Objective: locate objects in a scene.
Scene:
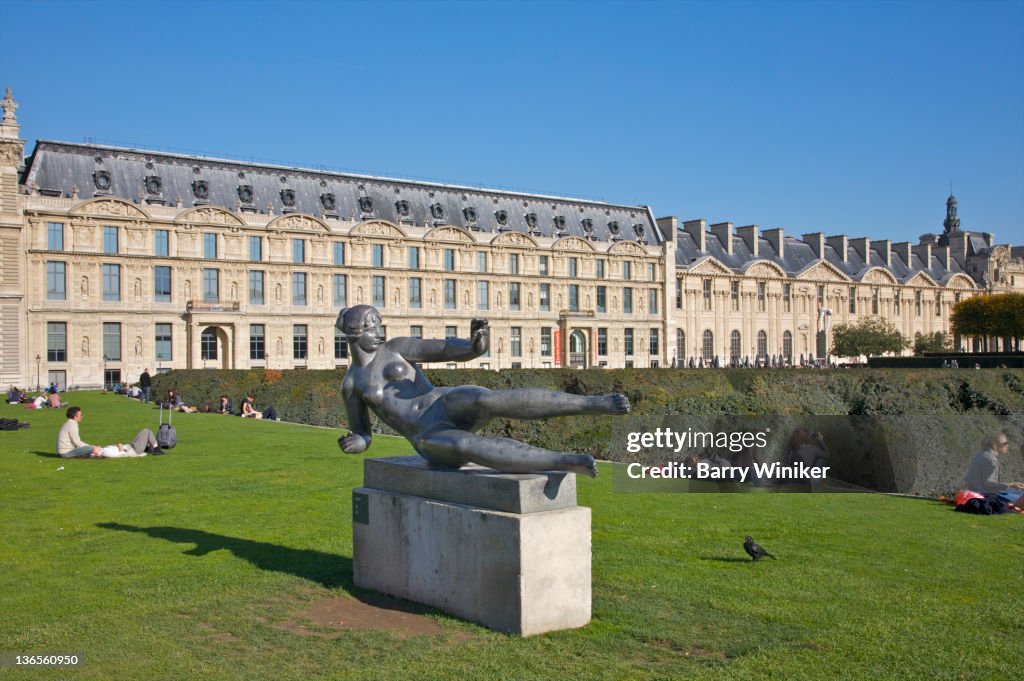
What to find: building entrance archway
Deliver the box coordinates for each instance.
[569,330,587,369]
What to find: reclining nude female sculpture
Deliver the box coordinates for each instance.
[337,305,629,477]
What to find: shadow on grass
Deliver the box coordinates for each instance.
[699,556,755,564]
[32,451,62,458]
[97,522,354,590]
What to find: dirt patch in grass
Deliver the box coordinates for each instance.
[648,640,727,661]
[277,593,471,640]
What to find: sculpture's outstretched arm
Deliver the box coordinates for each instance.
[339,391,372,454]
[387,319,489,363]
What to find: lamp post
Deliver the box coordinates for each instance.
[35,354,41,391]
[103,355,109,391]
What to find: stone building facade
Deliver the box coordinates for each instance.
[0,89,1015,389]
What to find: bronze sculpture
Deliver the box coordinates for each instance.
[337,305,629,477]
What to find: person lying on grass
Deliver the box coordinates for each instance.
[56,406,165,458]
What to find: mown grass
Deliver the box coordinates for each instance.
[1,393,1022,680]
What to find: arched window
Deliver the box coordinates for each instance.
[201,327,218,360]
[676,329,685,361]
[783,331,793,363]
[730,330,741,364]
[702,330,714,361]
[757,330,768,360]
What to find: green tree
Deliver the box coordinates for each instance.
[951,295,989,338]
[913,331,952,356]
[831,316,909,360]
[951,292,1024,351]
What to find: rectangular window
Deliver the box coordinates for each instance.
[648,263,656,281]
[539,255,549,276]
[540,327,552,356]
[47,322,67,362]
[731,281,740,311]
[292,272,307,306]
[915,290,922,317]
[103,226,118,254]
[624,328,634,356]
[477,281,489,310]
[509,253,519,274]
[46,261,66,301]
[333,274,347,307]
[47,222,64,251]
[648,288,658,314]
[597,286,607,313]
[202,268,219,303]
[783,283,792,312]
[250,324,265,360]
[894,294,902,317]
[936,296,942,317]
[477,252,487,273]
[445,325,458,339]
[372,244,385,268]
[676,279,683,309]
[444,248,455,272]
[103,322,122,361]
[155,323,172,361]
[817,285,825,306]
[409,325,423,339]
[623,287,633,314]
[596,259,606,279]
[249,271,264,305]
[334,328,348,360]
[569,257,578,278]
[155,229,169,257]
[649,328,659,355]
[758,282,766,312]
[703,279,712,310]
[204,233,217,259]
[623,261,632,280]
[103,264,121,301]
[509,282,521,311]
[373,275,385,307]
[154,266,172,303]
[511,327,522,357]
[292,239,305,264]
[409,277,422,308]
[249,236,262,262]
[849,286,857,314]
[408,246,421,269]
[293,324,308,360]
[597,328,608,356]
[569,284,579,312]
[539,283,550,312]
[333,241,345,266]
[872,287,879,315]
[444,279,456,310]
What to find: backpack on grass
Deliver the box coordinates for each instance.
[157,403,177,449]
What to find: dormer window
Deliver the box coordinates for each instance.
[281,189,296,208]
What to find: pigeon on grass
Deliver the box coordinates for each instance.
[743,535,776,561]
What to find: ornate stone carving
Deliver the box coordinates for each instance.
[321,193,336,211]
[426,226,474,243]
[608,240,646,256]
[352,221,404,238]
[1,87,18,125]
[175,206,246,227]
[269,214,329,232]
[359,196,374,215]
[192,180,209,200]
[491,231,536,248]
[0,142,23,165]
[395,200,410,217]
[553,237,594,252]
[72,198,148,219]
[144,175,162,195]
[93,170,111,191]
[237,185,254,204]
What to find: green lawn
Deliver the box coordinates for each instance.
[1,393,1021,680]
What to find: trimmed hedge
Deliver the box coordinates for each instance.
[152,368,1024,495]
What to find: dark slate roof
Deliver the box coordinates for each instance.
[21,141,664,245]
[675,228,972,284]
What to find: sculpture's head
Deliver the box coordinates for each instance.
[337,305,384,352]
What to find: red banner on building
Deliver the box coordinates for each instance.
[554,329,562,367]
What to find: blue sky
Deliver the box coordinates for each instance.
[1,0,1021,244]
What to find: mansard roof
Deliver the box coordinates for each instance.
[21,140,664,245]
[675,226,973,285]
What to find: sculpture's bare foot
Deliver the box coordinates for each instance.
[566,454,598,478]
[601,393,630,415]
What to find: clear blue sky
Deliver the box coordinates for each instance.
[2,0,1022,244]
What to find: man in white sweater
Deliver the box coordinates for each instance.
[56,406,100,458]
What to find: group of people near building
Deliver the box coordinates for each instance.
[9,383,66,410]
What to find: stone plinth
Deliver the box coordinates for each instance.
[352,456,591,636]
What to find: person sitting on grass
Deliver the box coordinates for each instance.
[216,395,232,415]
[241,394,278,421]
[56,406,165,458]
[964,432,1024,503]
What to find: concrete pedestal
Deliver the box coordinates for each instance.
[352,456,591,636]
